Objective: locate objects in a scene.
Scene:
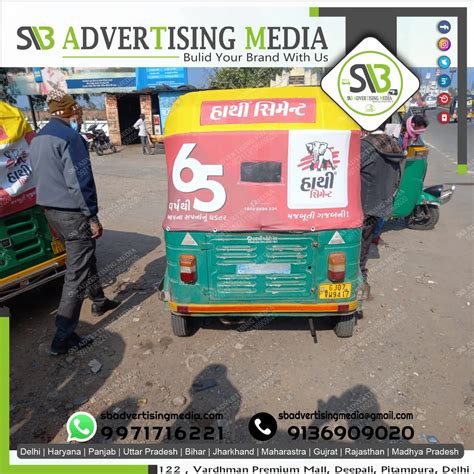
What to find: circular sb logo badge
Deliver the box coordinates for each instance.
[337,51,403,117]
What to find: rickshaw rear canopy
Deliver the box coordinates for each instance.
[0,102,35,218]
[163,87,362,231]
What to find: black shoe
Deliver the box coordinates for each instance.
[91,298,120,316]
[50,333,94,356]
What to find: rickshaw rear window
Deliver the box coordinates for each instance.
[240,162,282,183]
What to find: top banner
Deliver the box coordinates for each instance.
[0,3,345,67]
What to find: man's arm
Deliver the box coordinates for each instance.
[133,119,141,129]
[61,134,99,217]
[360,140,375,171]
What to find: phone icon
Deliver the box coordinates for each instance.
[248,412,277,441]
[254,418,272,435]
[73,418,91,436]
[66,412,97,442]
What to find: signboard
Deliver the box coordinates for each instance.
[200,98,316,125]
[135,68,188,90]
[7,68,137,95]
[158,91,188,134]
[163,129,361,231]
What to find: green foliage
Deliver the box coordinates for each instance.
[208,68,285,89]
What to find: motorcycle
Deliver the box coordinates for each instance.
[85,124,117,156]
[392,144,454,230]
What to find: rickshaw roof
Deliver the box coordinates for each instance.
[165,86,359,137]
[0,101,32,150]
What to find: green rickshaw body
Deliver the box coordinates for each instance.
[163,229,361,316]
[161,87,363,320]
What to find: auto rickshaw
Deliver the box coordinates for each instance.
[0,102,66,303]
[159,87,363,339]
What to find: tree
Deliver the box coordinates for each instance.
[208,68,286,89]
[0,68,16,105]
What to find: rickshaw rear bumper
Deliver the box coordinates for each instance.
[168,300,359,317]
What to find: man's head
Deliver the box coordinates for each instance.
[140,113,145,120]
[46,90,83,129]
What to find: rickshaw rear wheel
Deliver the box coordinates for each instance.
[334,314,356,338]
[171,314,194,337]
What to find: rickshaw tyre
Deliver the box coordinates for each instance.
[334,314,355,338]
[406,206,440,230]
[171,313,194,337]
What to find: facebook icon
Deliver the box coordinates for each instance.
[438,74,451,88]
[438,20,451,33]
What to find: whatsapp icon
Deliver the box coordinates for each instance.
[66,411,97,442]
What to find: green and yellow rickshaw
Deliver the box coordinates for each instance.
[159,87,363,340]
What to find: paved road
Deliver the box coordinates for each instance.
[9,113,473,448]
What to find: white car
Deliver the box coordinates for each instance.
[425,96,438,109]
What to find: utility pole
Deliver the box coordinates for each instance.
[27,96,38,131]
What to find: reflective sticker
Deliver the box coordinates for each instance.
[328,231,345,245]
[181,233,198,246]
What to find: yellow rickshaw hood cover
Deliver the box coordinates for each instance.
[0,101,36,217]
[163,87,363,232]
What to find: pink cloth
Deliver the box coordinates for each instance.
[402,116,427,150]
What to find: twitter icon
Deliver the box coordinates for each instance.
[438,56,451,69]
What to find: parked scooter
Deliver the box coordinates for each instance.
[85,124,117,156]
[392,144,454,230]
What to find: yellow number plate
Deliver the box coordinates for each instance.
[51,239,65,255]
[319,283,352,299]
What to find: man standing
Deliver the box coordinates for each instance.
[359,121,405,297]
[30,90,119,356]
[133,113,151,155]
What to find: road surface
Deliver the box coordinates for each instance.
[8,111,474,448]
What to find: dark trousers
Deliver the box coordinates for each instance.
[45,209,106,345]
[360,216,378,282]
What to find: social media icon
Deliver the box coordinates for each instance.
[438,74,451,88]
[438,112,451,124]
[438,93,451,106]
[438,37,451,51]
[66,412,97,442]
[438,56,451,69]
[437,20,451,34]
[248,412,277,441]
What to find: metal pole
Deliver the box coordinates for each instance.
[27,96,38,131]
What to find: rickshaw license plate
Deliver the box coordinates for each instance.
[51,239,65,254]
[319,283,352,299]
